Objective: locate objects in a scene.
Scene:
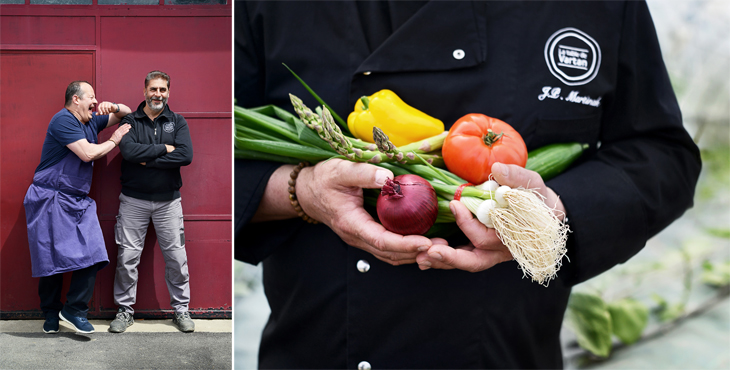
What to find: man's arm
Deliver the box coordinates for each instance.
[97,102,132,128]
[118,116,168,163]
[144,117,193,168]
[67,124,131,162]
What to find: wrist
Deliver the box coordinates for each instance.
[288,162,318,224]
[113,103,120,113]
[251,164,296,223]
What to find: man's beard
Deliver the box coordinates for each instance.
[147,97,167,112]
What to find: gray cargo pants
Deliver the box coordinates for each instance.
[113,193,190,314]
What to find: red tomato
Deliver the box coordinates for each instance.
[442,113,528,184]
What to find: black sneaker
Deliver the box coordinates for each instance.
[172,312,195,333]
[43,312,59,334]
[109,308,134,333]
[59,309,94,334]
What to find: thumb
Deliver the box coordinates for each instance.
[335,162,393,189]
[491,162,544,189]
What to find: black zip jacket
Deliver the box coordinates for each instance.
[119,101,193,201]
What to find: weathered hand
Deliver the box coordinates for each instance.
[490,162,565,218]
[417,162,565,272]
[416,201,513,271]
[97,101,118,115]
[296,158,432,265]
[111,124,131,145]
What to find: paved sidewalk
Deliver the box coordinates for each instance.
[0,319,232,369]
[1,318,231,333]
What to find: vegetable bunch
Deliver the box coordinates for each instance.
[236,69,586,285]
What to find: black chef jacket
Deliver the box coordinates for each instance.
[235,1,701,369]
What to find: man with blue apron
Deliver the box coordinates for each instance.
[24,81,132,334]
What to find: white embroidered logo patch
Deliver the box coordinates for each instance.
[544,27,601,86]
[163,122,175,133]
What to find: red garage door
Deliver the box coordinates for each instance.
[0,1,232,319]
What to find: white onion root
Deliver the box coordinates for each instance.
[489,187,569,286]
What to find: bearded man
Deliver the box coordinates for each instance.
[109,70,195,333]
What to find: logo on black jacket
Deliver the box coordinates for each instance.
[163,122,175,133]
[544,27,601,86]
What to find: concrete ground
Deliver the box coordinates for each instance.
[0,319,232,369]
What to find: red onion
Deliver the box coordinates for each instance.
[376,174,438,235]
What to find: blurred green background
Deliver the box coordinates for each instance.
[234,1,730,368]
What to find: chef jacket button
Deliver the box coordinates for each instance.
[363,71,372,75]
[453,49,465,60]
[358,361,372,370]
[356,259,370,273]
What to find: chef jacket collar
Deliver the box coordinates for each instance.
[354,1,487,75]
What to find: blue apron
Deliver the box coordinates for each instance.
[24,147,109,278]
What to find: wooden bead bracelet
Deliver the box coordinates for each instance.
[288,162,319,224]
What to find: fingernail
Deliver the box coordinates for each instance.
[418,246,429,252]
[494,162,509,177]
[430,252,443,261]
[375,170,389,187]
[449,201,456,215]
[420,260,432,269]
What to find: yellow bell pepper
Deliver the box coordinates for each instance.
[347,89,444,147]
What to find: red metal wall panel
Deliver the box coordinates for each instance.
[0,52,95,313]
[0,5,232,319]
[98,16,232,114]
[0,16,96,45]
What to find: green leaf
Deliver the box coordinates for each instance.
[700,260,730,287]
[565,292,613,357]
[650,293,667,309]
[660,303,686,322]
[650,294,685,322]
[607,298,649,344]
[706,228,730,239]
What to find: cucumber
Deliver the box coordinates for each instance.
[525,142,589,181]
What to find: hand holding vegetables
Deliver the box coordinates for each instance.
[288,158,432,266]
[416,204,512,272]
[418,162,567,282]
